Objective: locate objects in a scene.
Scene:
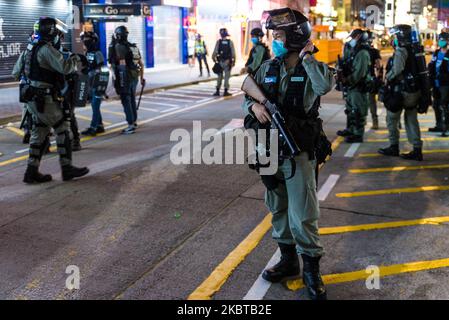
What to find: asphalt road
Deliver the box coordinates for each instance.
[0,75,448,300]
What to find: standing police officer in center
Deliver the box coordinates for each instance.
[109,26,145,135]
[12,17,89,183]
[242,8,334,300]
[338,29,371,143]
[212,28,236,97]
[378,25,424,161]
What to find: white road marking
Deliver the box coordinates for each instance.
[317,174,340,201]
[142,100,180,107]
[216,118,244,135]
[142,96,191,103]
[153,92,201,99]
[242,249,281,300]
[160,107,181,113]
[243,173,340,300]
[344,143,361,158]
[139,107,161,112]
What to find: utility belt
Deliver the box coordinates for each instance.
[20,85,61,113]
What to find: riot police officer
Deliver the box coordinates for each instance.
[109,26,145,135]
[212,28,236,97]
[242,28,271,75]
[428,31,449,137]
[378,25,424,161]
[81,31,107,137]
[367,30,382,130]
[337,29,371,143]
[12,17,89,183]
[242,8,334,300]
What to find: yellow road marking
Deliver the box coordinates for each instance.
[75,114,112,126]
[358,149,449,158]
[188,136,344,300]
[336,185,449,198]
[5,126,25,137]
[287,257,449,291]
[349,163,449,173]
[320,216,449,235]
[188,214,272,300]
[366,137,449,143]
[102,109,124,117]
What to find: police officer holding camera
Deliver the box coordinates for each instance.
[242,8,334,300]
[12,17,89,183]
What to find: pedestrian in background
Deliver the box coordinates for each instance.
[195,34,210,77]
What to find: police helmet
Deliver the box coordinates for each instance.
[115,26,129,42]
[81,31,99,50]
[250,28,264,38]
[389,24,412,47]
[348,29,369,44]
[219,28,229,38]
[36,17,58,42]
[439,32,449,42]
[265,8,311,51]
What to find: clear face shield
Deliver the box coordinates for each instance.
[263,8,298,31]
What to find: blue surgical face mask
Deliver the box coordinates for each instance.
[349,39,357,48]
[251,37,259,45]
[439,40,448,48]
[272,39,288,57]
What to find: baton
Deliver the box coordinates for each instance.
[137,79,146,111]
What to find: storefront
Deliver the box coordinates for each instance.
[0,0,73,82]
[84,1,192,70]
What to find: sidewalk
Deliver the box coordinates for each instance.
[0,62,244,124]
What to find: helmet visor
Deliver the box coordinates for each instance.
[264,8,297,30]
[55,18,68,34]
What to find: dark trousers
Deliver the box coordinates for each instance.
[120,78,138,125]
[197,54,210,75]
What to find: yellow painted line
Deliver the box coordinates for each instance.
[102,109,124,117]
[188,136,345,300]
[320,216,449,235]
[336,185,449,198]
[188,214,272,300]
[75,114,112,126]
[358,149,449,158]
[5,126,25,137]
[287,257,449,291]
[349,163,449,173]
[0,155,29,167]
[366,137,449,143]
[373,129,406,134]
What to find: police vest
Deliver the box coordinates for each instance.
[429,49,449,86]
[217,39,232,61]
[86,51,102,71]
[195,40,206,55]
[111,42,141,71]
[260,58,321,159]
[245,44,271,71]
[24,41,63,87]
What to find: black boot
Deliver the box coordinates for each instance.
[223,89,232,97]
[336,129,352,137]
[23,166,52,184]
[213,88,220,96]
[81,127,97,136]
[301,254,327,300]
[400,148,423,161]
[96,125,105,134]
[372,117,379,130]
[345,135,363,143]
[62,165,90,181]
[262,243,300,283]
[428,126,443,132]
[378,144,399,157]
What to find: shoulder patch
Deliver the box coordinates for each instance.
[264,76,277,84]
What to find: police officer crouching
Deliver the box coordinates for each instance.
[12,17,89,183]
[428,31,449,137]
[242,8,334,300]
[337,29,372,143]
[81,31,107,137]
[378,25,424,161]
[241,28,271,75]
[109,26,146,135]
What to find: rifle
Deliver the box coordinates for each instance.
[241,75,300,157]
